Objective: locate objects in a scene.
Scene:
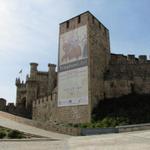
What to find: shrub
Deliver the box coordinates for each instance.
[116,117,129,126]
[73,124,79,128]
[77,117,129,128]
[8,130,24,139]
[0,131,6,139]
[92,93,150,125]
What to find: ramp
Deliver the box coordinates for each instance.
[0,111,70,140]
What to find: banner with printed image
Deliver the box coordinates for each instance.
[58,66,88,107]
[59,25,87,68]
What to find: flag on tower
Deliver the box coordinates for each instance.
[19,69,22,74]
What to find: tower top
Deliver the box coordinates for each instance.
[60,11,108,31]
[48,63,56,67]
[30,62,38,66]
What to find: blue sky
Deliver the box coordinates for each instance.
[0,0,150,103]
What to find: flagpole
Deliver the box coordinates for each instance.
[19,69,23,81]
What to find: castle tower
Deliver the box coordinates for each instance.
[48,64,56,95]
[26,62,38,116]
[15,78,21,106]
[57,11,111,124]
[30,63,38,79]
[15,78,26,107]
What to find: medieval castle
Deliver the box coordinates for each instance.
[1,11,150,125]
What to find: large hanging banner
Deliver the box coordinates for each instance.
[58,66,88,107]
[58,25,88,107]
[59,25,88,71]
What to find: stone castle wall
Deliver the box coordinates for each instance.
[32,92,90,124]
[0,98,6,111]
[88,12,110,110]
[32,94,57,122]
[104,54,150,99]
[32,53,150,124]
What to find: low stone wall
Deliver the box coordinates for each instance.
[41,123,81,136]
[80,123,150,136]
[117,123,150,133]
[81,128,118,136]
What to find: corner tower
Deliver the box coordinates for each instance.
[57,11,110,123]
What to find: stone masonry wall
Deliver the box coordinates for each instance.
[88,13,110,110]
[32,93,90,124]
[104,54,150,98]
[0,98,6,111]
[32,94,57,122]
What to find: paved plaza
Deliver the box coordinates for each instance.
[0,130,150,150]
[0,112,150,150]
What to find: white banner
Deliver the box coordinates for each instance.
[58,66,88,107]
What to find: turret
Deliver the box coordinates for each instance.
[127,55,135,64]
[30,62,38,79]
[15,77,26,111]
[139,55,147,63]
[15,78,21,86]
[48,63,56,72]
[48,63,56,95]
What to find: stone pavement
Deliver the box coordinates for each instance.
[0,112,150,150]
[0,130,150,150]
[0,140,68,150]
[68,130,150,150]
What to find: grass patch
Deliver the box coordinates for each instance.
[0,126,42,139]
[0,126,25,139]
[7,130,25,139]
[0,130,6,138]
[67,117,129,128]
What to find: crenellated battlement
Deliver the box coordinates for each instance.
[110,53,150,64]
[60,11,108,36]
[33,91,57,107]
[32,92,57,122]
[15,78,26,88]
[33,96,49,106]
